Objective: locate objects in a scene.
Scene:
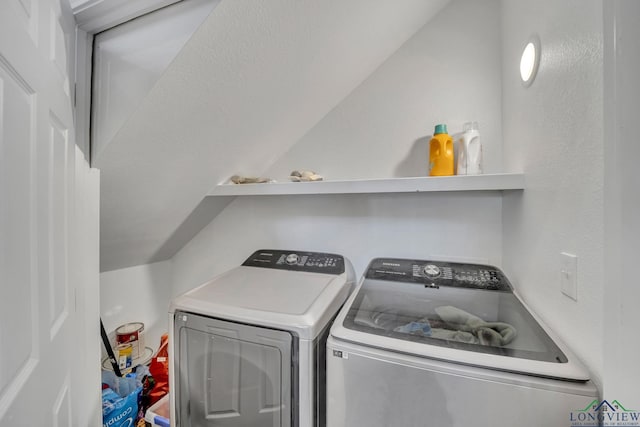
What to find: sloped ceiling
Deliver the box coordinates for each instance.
[97,0,450,272]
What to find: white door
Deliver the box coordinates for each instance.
[0,0,100,426]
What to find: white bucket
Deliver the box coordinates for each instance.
[115,322,145,360]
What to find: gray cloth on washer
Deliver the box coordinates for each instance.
[429,328,479,344]
[432,305,517,347]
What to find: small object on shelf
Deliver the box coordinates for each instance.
[230,175,271,184]
[457,121,483,175]
[429,124,454,176]
[289,170,323,182]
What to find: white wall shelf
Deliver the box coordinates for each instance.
[208,173,525,197]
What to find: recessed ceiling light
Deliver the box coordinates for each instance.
[520,36,540,86]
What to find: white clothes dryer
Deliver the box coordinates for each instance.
[170,249,354,427]
[327,257,599,427]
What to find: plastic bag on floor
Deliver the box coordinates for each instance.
[102,386,141,427]
[102,371,142,427]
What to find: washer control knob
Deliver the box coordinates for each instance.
[285,253,300,265]
[423,264,441,278]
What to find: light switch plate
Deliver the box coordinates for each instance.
[560,252,578,301]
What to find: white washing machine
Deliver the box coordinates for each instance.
[169,249,355,427]
[327,257,599,427]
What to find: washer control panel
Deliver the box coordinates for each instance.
[242,249,345,275]
[365,258,511,291]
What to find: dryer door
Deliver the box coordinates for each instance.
[174,311,295,427]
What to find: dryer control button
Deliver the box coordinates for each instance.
[423,264,441,278]
[285,253,300,265]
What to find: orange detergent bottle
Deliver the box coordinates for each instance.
[429,123,454,176]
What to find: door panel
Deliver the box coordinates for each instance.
[12,0,38,45]
[0,57,38,413]
[176,312,294,427]
[51,376,71,427]
[257,335,286,414]
[204,327,241,419]
[48,112,71,339]
[0,0,100,425]
[49,8,70,95]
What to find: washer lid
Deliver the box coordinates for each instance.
[331,258,592,381]
[171,266,350,340]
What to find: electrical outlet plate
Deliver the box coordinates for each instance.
[560,252,578,301]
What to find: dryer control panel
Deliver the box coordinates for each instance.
[365,258,511,291]
[242,249,345,275]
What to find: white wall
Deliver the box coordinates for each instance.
[266,0,503,181]
[91,0,219,162]
[171,0,506,298]
[97,0,452,272]
[603,0,640,402]
[100,260,172,355]
[100,0,614,401]
[501,0,604,386]
[172,193,503,297]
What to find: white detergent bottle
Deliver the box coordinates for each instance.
[457,121,483,175]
